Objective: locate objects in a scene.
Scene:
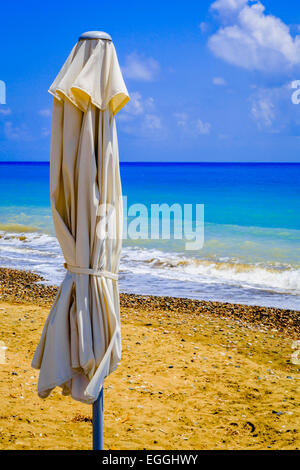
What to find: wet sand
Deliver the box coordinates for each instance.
[0,267,299,450]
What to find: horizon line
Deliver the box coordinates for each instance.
[0,161,300,164]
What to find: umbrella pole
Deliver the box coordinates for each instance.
[92,388,103,450]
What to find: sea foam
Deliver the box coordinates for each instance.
[0,230,299,309]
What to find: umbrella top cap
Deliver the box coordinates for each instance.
[79,31,112,41]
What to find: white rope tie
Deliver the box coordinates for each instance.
[64,263,118,281]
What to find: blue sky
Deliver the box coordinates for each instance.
[1,0,300,162]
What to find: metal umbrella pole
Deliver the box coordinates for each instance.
[93,388,104,450]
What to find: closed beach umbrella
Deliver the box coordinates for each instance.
[31,31,129,446]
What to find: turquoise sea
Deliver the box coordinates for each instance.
[0,162,299,310]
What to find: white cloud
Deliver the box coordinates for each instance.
[251,96,275,128]
[41,127,50,137]
[122,53,160,81]
[218,133,230,139]
[208,1,300,71]
[143,114,162,130]
[211,0,248,14]
[174,113,211,136]
[174,112,189,127]
[38,109,51,117]
[118,91,144,119]
[213,77,227,85]
[4,122,19,140]
[118,91,163,137]
[250,83,294,132]
[199,22,209,33]
[118,92,155,122]
[196,119,211,135]
[4,122,30,140]
[0,107,11,116]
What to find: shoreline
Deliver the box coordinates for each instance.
[1,228,300,311]
[0,267,299,339]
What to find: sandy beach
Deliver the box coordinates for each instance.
[0,267,299,450]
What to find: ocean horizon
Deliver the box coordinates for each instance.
[0,161,299,310]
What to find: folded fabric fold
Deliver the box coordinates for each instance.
[32,35,128,404]
[64,263,118,281]
[48,39,129,114]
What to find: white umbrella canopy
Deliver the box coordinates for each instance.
[31,32,129,404]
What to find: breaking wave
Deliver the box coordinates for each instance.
[0,230,299,309]
[122,247,300,295]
